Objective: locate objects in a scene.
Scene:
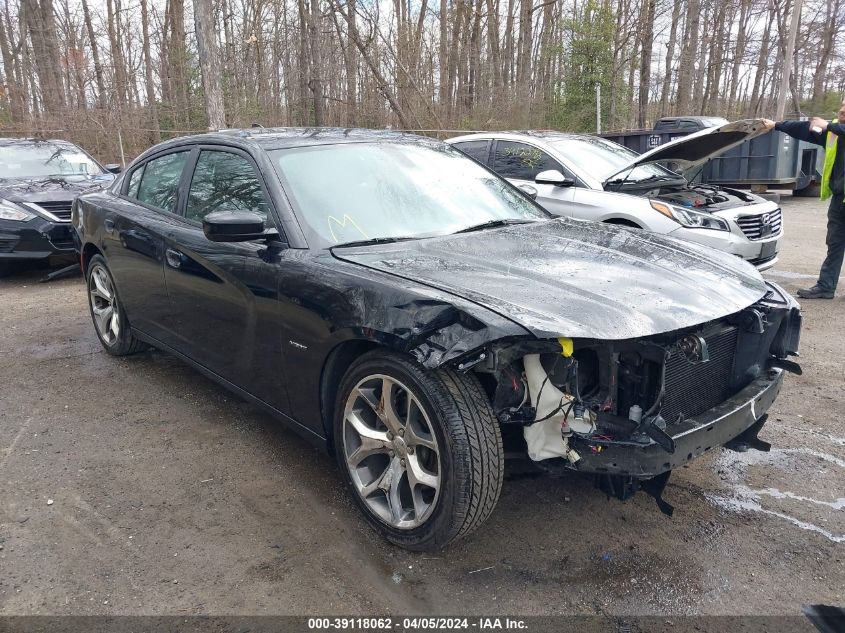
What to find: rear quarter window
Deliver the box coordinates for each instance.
[126,166,144,198]
[452,140,491,164]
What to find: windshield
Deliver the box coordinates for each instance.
[0,142,106,179]
[270,142,547,247]
[548,137,676,183]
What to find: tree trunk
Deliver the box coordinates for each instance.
[659,0,681,117]
[675,0,700,114]
[308,0,324,125]
[0,12,26,123]
[637,0,655,127]
[22,0,65,114]
[194,0,226,129]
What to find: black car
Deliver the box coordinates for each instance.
[0,138,117,275]
[72,128,802,550]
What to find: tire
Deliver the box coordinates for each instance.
[86,255,145,356]
[334,350,504,550]
[793,183,820,198]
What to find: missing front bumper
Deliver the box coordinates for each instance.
[572,368,785,478]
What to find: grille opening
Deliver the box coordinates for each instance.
[736,208,782,240]
[35,200,73,221]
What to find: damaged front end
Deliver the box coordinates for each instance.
[468,281,801,514]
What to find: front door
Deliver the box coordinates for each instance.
[489,140,579,217]
[162,146,291,416]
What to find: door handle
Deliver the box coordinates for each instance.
[104,218,115,234]
[165,248,183,269]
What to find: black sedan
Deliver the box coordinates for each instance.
[72,128,802,550]
[0,138,118,275]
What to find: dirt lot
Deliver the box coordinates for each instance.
[0,194,842,617]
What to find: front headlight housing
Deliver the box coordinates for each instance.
[0,199,36,222]
[650,200,729,231]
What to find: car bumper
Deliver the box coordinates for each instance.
[0,216,78,261]
[666,225,781,270]
[572,368,785,478]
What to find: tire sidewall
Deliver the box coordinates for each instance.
[86,255,133,355]
[334,352,469,549]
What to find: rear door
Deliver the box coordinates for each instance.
[103,149,190,343]
[489,140,579,217]
[162,145,291,415]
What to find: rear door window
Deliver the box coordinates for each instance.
[491,141,563,181]
[185,150,269,223]
[135,151,189,213]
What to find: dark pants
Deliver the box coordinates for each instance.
[818,195,845,292]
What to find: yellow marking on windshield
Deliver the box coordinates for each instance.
[328,214,370,243]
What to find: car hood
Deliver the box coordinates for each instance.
[604,119,771,184]
[333,218,767,340]
[0,174,114,203]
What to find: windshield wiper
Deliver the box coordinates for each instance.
[331,235,419,248]
[452,218,536,234]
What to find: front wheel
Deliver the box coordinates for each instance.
[86,255,145,356]
[334,351,504,550]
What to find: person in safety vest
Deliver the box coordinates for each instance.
[763,102,845,298]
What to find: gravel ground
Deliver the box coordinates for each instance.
[0,194,842,617]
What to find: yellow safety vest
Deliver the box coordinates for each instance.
[820,118,841,201]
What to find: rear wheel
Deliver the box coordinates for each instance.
[334,351,504,550]
[86,255,145,356]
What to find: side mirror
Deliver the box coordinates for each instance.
[535,169,575,187]
[104,163,123,174]
[517,184,538,200]
[203,210,266,242]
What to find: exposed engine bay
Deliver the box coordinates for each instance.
[645,183,765,213]
[466,281,802,514]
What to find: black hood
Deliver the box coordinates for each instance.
[0,174,114,204]
[333,219,767,340]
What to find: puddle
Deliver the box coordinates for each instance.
[708,447,845,545]
[706,493,845,544]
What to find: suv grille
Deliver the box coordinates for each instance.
[35,200,73,222]
[661,326,739,423]
[736,208,782,240]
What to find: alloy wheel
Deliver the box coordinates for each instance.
[89,265,120,346]
[342,374,442,529]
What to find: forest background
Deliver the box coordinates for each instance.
[1,0,843,162]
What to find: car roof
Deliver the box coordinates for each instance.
[0,137,81,147]
[448,131,601,143]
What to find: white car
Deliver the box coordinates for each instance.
[447,121,782,270]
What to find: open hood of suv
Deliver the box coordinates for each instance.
[603,119,771,184]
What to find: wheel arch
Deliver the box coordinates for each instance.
[603,217,643,229]
[81,242,104,275]
[320,339,383,450]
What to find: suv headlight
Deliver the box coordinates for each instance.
[0,199,36,222]
[650,200,729,231]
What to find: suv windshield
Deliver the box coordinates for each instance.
[0,142,106,179]
[270,142,547,247]
[548,137,676,183]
